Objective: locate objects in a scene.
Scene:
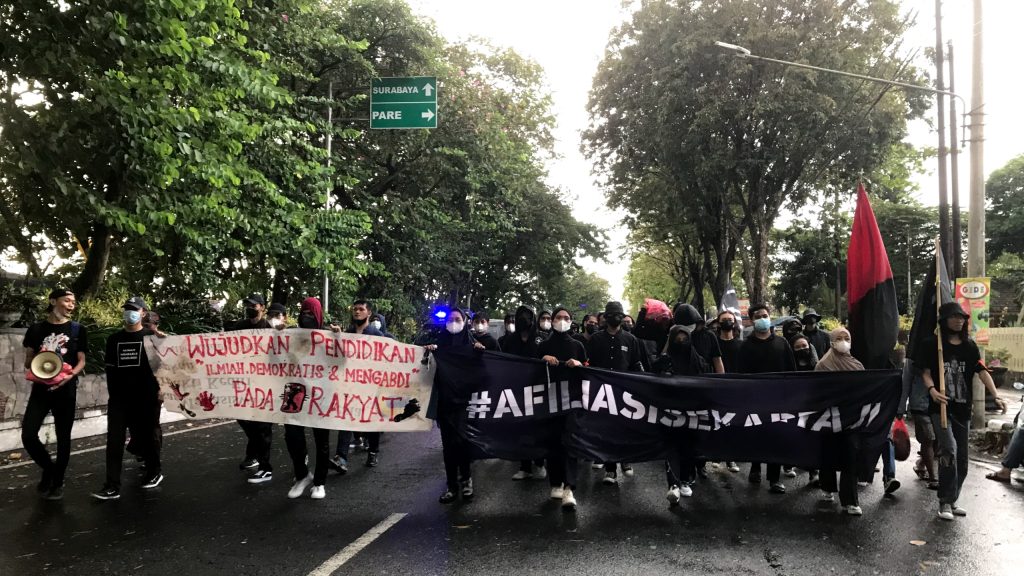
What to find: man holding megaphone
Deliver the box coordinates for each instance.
[21,288,89,501]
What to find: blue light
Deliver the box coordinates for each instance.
[433,307,449,321]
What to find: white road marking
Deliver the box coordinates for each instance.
[0,420,234,471]
[308,513,407,576]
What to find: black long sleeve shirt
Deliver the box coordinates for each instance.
[586,329,644,372]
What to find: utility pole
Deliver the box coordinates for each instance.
[968,0,987,428]
[947,40,962,280]
[322,81,334,316]
[933,0,951,273]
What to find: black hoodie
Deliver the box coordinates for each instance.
[501,305,540,358]
[655,325,709,375]
[537,307,588,364]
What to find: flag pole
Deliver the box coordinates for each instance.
[935,237,948,429]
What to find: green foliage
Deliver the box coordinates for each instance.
[544,269,611,318]
[624,251,685,310]
[987,154,1024,261]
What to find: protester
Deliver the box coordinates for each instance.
[815,326,866,515]
[907,358,939,489]
[537,306,588,510]
[622,314,635,332]
[502,306,546,481]
[228,293,274,479]
[498,314,516,349]
[536,309,553,343]
[985,426,1024,484]
[802,309,831,358]
[739,303,795,493]
[920,302,1005,521]
[424,309,486,503]
[127,302,165,470]
[781,319,803,342]
[21,288,88,500]
[674,304,724,374]
[93,297,164,500]
[588,301,645,484]
[715,310,743,473]
[331,299,386,472]
[573,314,599,346]
[657,324,710,504]
[471,312,500,351]
[790,334,818,371]
[372,313,395,339]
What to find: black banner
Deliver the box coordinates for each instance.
[432,348,901,469]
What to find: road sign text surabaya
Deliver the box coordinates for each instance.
[370,77,437,103]
[373,85,422,95]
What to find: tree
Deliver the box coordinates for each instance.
[624,251,685,311]
[986,154,1024,261]
[545,269,611,319]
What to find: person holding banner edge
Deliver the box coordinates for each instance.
[229,293,274,480]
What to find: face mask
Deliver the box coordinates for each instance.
[833,340,851,354]
[123,310,141,325]
[804,323,817,331]
[606,315,623,328]
[585,324,597,335]
[720,321,735,331]
[539,320,552,331]
[446,320,464,334]
[505,324,515,334]
[371,320,382,331]
[753,318,771,332]
[794,348,812,361]
[245,307,260,319]
[622,323,633,332]
[553,319,571,333]
[269,317,284,329]
[514,318,532,333]
[298,313,318,329]
[473,323,488,334]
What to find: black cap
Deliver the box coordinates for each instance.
[802,308,822,322]
[48,288,74,300]
[122,296,148,311]
[604,301,625,316]
[243,293,266,306]
[939,302,969,321]
[267,303,287,316]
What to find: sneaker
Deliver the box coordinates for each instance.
[951,504,967,517]
[679,484,693,497]
[666,485,681,505]
[783,467,797,478]
[533,465,547,480]
[821,491,835,503]
[36,471,52,495]
[141,473,164,489]
[727,462,741,473]
[91,486,120,500]
[623,465,635,477]
[602,472,618,485]
[844,505,863,516]
[857,481,870,488]
[550,485,564,499]
[938,503,955,521]
[591,463,603,470]
[44,485,64,501]
[769,482,786,494]
[696,464,709,479]
[310,485,326,500]
[239,458,259,470]
[511,470,530,481]
[248,470,273,484]
[561,488,577,509]
[287,473,314,499]
[884,477,901,494]
[808,471,820,487]
[365,452,379,468]
[328,455,348,475]
[461,478,474,499]
[439,490,457,504]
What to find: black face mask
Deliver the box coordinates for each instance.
[515,317,533,334]
[606,314,623,328]
[720,321,735,331]
[245,307,260,319]
[669,338,691,354]
[585,324,597,335]
[804,323,817,332]
[622,324,633,332]
[298,313,318,329]
[794,349,813,363]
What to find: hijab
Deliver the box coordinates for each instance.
[299,297,323,329]
[814,327,864,372]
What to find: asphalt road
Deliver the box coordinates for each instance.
[1,420,1022,576]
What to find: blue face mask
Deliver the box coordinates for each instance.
[123,310,142,325]
[753,317,772,332]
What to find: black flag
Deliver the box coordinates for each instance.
[907,239,954,366]
[720,281,741,316]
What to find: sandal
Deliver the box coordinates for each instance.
[985,471,1011,484]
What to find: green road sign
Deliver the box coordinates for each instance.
[371,76,437,129]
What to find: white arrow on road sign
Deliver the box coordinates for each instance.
[421,109,435,121]
[423,83,434,97]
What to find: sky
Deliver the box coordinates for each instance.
[410,0,1024,308]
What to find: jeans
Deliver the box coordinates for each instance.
[931,412,970,505]
[105,394,162,489]
[237,420,273,472]
[1002,427,1024,470]
[882,437,896,480]
[335,431,381,459]
[21,383,77,487]
[285,425,329,485]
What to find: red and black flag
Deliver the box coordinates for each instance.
[846,183,899,369]
[907,239,955,366]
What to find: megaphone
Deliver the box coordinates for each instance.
[30,351,64,380]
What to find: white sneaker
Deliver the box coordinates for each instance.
[844,505,863,516]
[511,470,530,481]
[287,473,313,499]
[533,465,547,480]
[727,462,741,473]
[550,485,564,499]
[938,504,954,521]
[679,484,693,497]
[310,485,326,500]
[591,463,603,470]
[561,488,577,509]
[951,504,967,517]
[623,466,635,477]
[783,467,797,478]
[602,472,618,485]
[857,481,870,487]
[666,485,681,504]
[821,491,836,503]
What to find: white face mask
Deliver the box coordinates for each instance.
[506,324,516,334]
[473,323,488,333]
[834,340,851,354]
[446,321,464,334]
[553,319,571,333]
[268,317,284,329]
[371,320,382,330]
[539,320,552,331]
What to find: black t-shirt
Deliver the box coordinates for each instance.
[586,329,644,372]
[738,334,796,374]
[922,336,982,421]
[227,318,271,331]
[718,337,742,373]
[691,329,722,365]
[23,320,89,386]
[104,328,158,396]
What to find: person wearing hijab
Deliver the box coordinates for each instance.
[537,306,588,510]
[425,309,485,503]
[790,334,818,371]
[657,325,710,505]
[781,319,803,342]
[536,309,553,343]
[814,326,865,515]
[282,298,333,500]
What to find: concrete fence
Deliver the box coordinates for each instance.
[988,327,1024,373]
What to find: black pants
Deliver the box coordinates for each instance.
[237,420,273,472]
[21,383,77,487]
[820,435,862,506]
[749,462,781,483]
[666,452,696,487]
[519,459,545,473]
[105,394,162,489]
[546,446,578,490]
[439,417,470,492]
[285,425,329,485]
[335,431,380,459]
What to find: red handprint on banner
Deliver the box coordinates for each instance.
[197,391,217,411]
[169,383,190,402]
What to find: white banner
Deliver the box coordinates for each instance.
[146,329,435,431]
